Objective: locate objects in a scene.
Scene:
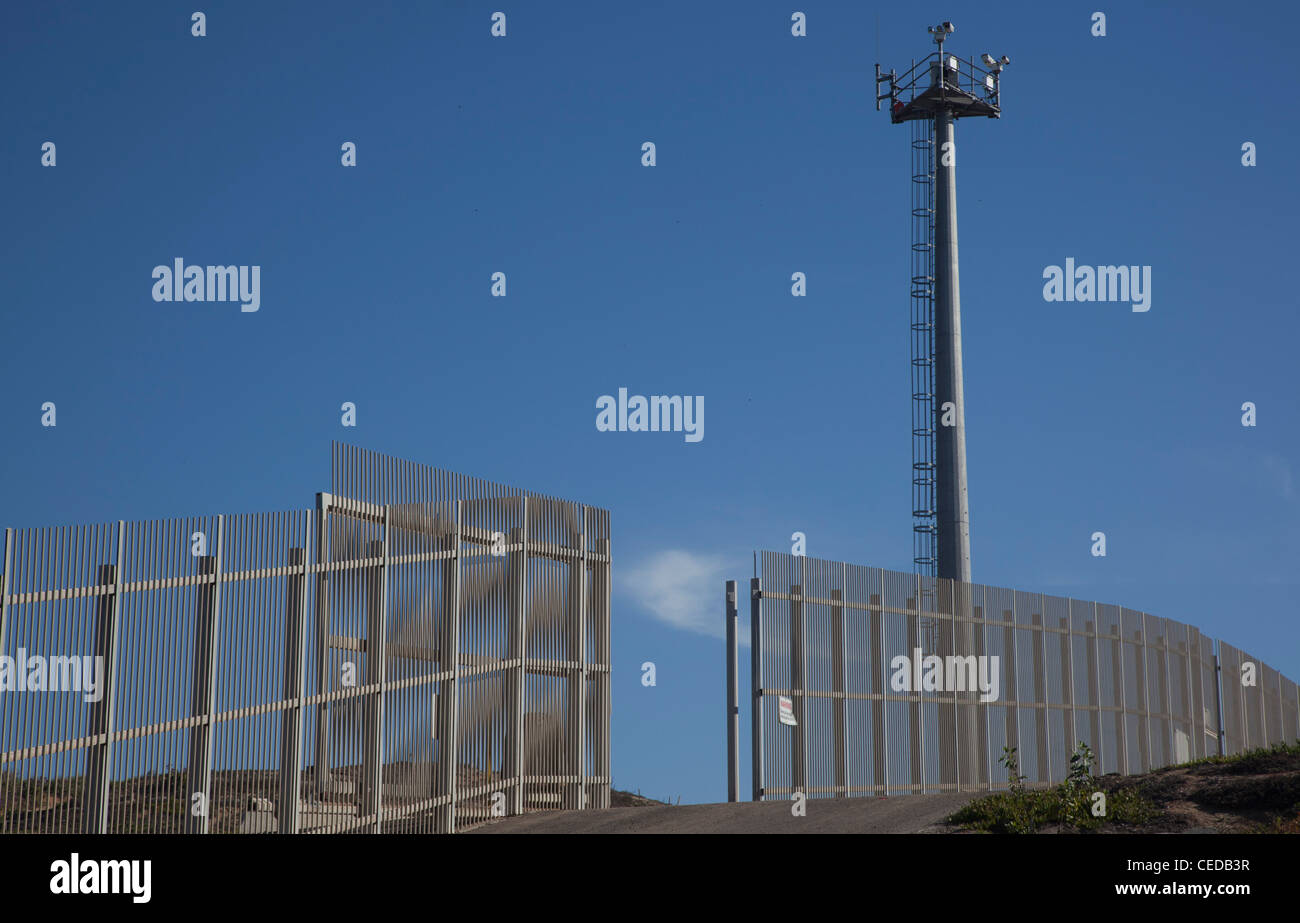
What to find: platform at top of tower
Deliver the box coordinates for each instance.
[891,83,1000,123]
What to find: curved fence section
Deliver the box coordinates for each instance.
[747,551,1299,800]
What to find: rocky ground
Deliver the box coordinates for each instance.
[1071,746,1300,833]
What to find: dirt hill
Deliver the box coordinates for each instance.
[470,744,1300,834]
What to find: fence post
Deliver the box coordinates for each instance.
[279,543,310,834]
[906,587,923,792]
[566,509,588,810]
[975,590,993,791]
[0,530,9,658]
[790,577,807,796]
[1166,621,1182,762]
[872,587,887,794]
[594,533,611,809]
[1213,647,1226,756]
[1086,603,1102,773]
[831,576,846,797]
[1030,607,1049,783]
[505,507,528,815]
[1137,615,1152,772]
[1236,647,1249,751]
[1188,630,1205,760]
[435,502,462,833]
[725,580,740,802]
[1060,607,1075,770]
[1002,607,1018,788]
[186,516,223,834]
[313,493,332,791]
[939,578,958,793]
[1263,663,1277,747]
[750,575,763,801]
[1182,628,1197,760]
[362,512,389,832]
[1275,670,1286,747]
[84,523,124,833]
[1113,615,1128,773]
[0,528,10,703]
[971,587,991,791]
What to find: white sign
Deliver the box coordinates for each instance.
[778,695,797,727]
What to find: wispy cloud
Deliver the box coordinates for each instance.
[1187,447,1297,503]
[622,549,733,639]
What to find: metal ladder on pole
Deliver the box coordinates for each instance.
[911,117,942,654]
[910,115,938,587]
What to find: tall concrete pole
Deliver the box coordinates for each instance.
[932,108,972,583]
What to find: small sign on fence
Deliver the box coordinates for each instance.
[778,695,797,726]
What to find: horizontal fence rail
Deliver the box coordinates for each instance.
[746,551,1300,801]
[0,443,611,833]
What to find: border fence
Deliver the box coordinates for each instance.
[729,551,1300,801]
[0,444,611,833]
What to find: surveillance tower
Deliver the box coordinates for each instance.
[876,23,1007,583]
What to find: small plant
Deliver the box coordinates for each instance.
[1056,741,1099,828]
[1067,741,1095,790]
[998,746,1025,793]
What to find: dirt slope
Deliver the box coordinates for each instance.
[471,747,1300,834]
[467,791,984,834]
[1085,747,1300,833]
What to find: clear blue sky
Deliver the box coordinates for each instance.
[2,1,1296,804]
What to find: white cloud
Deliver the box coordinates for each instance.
[622,549,734,639]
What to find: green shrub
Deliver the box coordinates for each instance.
[951,741,1160,833]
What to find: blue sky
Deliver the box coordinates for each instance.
[2,1,1297,805]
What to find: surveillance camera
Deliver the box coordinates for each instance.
[981,53,996,65]
[1000,55,1011,65]
[942,22,955,33]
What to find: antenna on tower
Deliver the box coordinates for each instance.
[876,23,1008,586]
